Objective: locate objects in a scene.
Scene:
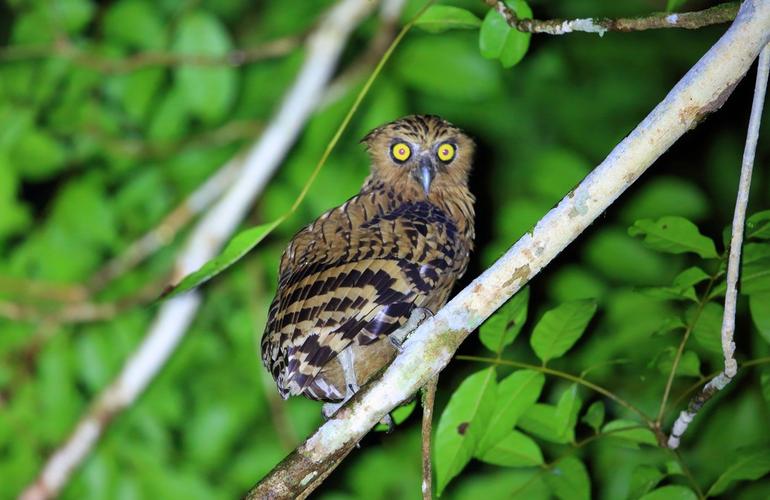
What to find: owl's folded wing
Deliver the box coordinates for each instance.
[262,200,462,398]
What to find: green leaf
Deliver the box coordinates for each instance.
[477,430,543,467]
[173,11,237,123]
[476,369,544,454]
[584,229,670,286]
[479,0,532,68]
[655,316,687,336]
[395,34,501,101]
[628,216,718,258]
[674,266,711,288]
[656,349,701,378]
[640,485,696,500]
[0,159,31,239]
[636,266,708,303]
[375,401,416,432]
[639,285,697,302]
[707,447,770,496]
[747,211,770,240]
[686,302,723,354]
[103,0,166,50]
[741,243,770,294]
[761,369,770,411]
[50,178,117,248]
[435,367,497,495]
[530,300,597,363]
[164,220,282,298]
[549,265,607,302]
[479,286,529,353]
[602,419,657,447]
[629,465,664,499]
[518,384,582,444]
[581,401,605,432]
[415,5,481,33]
[619,176,709,225]
[544,456,590,500]
[529,149,591,202]
[751,293,770,344]
[10,128,68,180]
[56,0,95,33]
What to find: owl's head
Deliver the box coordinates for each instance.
[361,115,475,198]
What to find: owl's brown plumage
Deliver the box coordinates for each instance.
[261,115,475,404]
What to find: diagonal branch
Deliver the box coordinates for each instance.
[667,41,770,449]
[248,1,770,496]
[18,1,377,499]
[486,0,738,36]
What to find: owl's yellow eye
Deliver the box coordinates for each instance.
[391,142,411,163]
[437,142,456,163]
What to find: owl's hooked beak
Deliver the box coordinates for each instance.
[415,156,436,195]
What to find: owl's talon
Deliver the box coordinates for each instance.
[390,307,433,352]
[380,413,395,433]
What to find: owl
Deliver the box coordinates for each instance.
[261,115,475,417]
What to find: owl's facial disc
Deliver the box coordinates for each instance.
[414,154,435,194]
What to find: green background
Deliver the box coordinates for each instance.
[1,0,769,498]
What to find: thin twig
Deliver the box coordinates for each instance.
[0,276,87,303]
[485,0,738,36]
[421,377,437,500]
[670,356,770,410]
[83,120,262,161]
[18,2,376,499]
[656,271,720,425]
[0,35,300,73]
[250,4,770,492]
[667,42,770,450]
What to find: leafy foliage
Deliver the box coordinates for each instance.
[1,0,770,498]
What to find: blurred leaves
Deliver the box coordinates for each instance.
[173,11,238,123]
[1,0,769,498]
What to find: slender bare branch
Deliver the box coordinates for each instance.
[667,42,770,450]
[18,2,377,499]
[486,0,738,36]
[421,378,438,500]
[0,35,300,73]
[248,2,770,496]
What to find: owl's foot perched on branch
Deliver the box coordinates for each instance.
[322,347,359,418]
[390,307,433,352]
[321,346,396,432]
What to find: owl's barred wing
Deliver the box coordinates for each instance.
[262,199,464,399]
[284,259,421,395]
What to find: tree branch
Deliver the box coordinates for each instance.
[667,41,770,450]
[485,0,738,36]
[421,378,438,500]
[0,35,300,74]
[17,1,377,499]
[248,1,770,496]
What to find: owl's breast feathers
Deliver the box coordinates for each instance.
[261,186,474,401]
